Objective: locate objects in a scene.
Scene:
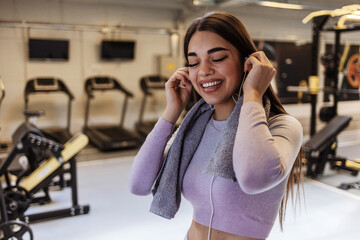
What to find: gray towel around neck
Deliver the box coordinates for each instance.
[150,96,271,219]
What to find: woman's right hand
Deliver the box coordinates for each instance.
[161,67,192,124]
[243,51,276,104]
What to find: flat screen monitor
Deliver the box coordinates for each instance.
[29,38,69,61]
[101,40,135,60]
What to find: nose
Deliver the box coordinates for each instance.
[198,61,214,77]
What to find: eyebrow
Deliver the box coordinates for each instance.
[188,47,229,57]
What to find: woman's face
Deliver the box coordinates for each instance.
[187,30,243,108]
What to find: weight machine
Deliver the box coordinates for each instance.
[0,78,90,239]
[298,5,360,178]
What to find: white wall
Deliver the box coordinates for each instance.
[0,0,178,141]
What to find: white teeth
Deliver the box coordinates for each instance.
[202,81,222,88]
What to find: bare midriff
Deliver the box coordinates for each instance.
[187,220,265,240]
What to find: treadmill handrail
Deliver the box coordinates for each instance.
[0,76,5,107]
[24,77,74,134]
[24,77,75,104]
[137,75,167,124]
[83,76,134,128]
[84,76,134,98]
[140,75,167,96]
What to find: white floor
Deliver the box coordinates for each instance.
[25,154,360,240]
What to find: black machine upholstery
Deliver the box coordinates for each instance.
[305,115,352,152]
[305,115,355,177]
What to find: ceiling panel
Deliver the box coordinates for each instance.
[59,0,359,11]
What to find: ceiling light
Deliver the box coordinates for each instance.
[193,0,215,6]
[100,27,111,34]
[259,1,304,10]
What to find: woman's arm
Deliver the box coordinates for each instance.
[233,102,303,194]
[129,118,175,195]
[130,67,192,196]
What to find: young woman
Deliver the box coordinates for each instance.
[130,11,303,240]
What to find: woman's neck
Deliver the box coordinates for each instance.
[213,101,236,121]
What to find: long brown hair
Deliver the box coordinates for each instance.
[184,11,303,229]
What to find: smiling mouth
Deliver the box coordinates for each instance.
[202,81,222,88]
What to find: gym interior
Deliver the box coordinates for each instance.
[0,0,360,239]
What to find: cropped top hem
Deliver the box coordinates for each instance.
[192,217,271,239]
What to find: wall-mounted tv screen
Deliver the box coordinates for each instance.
[101,40,135,60]
[29,38,69,61]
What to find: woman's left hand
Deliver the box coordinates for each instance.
[243,51,276,104]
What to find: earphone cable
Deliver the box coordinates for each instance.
[208,175,215,240]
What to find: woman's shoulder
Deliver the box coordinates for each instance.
[268,113,303,132]
[268,113,303,148]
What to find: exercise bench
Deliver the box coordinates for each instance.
[304,115,358,177]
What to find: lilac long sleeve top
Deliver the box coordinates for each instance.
[129,102,303,239]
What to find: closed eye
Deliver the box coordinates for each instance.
[213,56,228,62]
[188,62,199,67]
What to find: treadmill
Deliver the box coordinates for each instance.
[135,75,167,138]
[24,77,74,144]
[83,76,140,151]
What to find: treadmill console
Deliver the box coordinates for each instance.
[34,78,59,91]
[91,77,114,90]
